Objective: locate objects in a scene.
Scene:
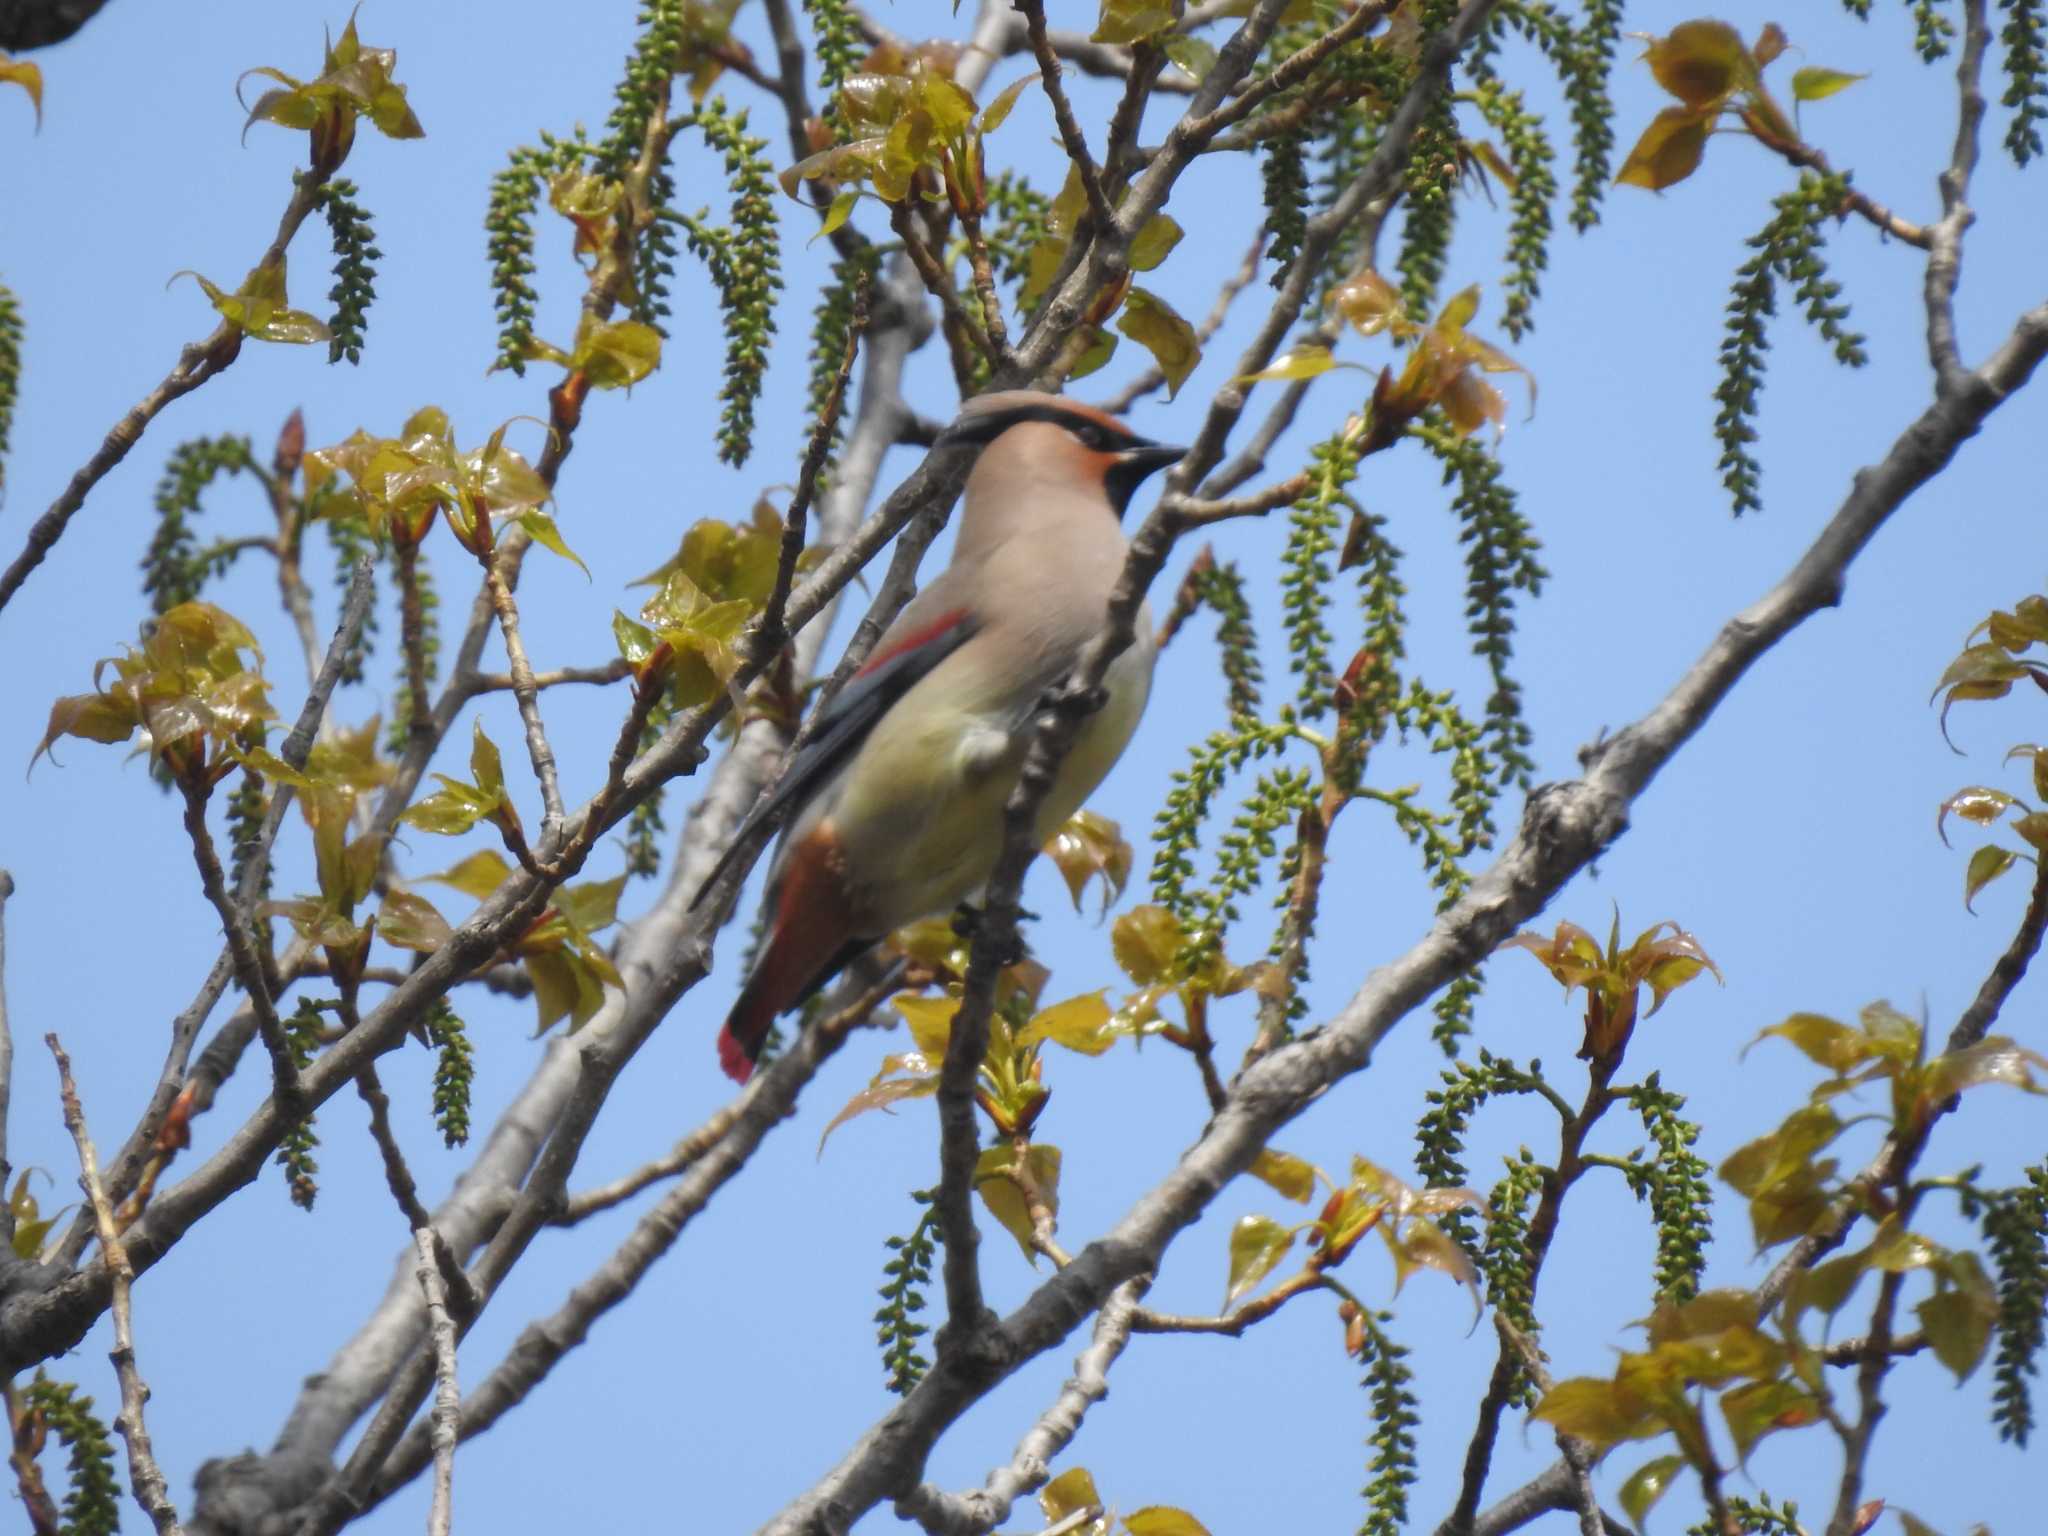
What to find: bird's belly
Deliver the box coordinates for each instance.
[829,648,1151,933]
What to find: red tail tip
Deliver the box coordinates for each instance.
[717,1025,757,1085]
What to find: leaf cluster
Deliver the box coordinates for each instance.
[17,1373,120,1536]
[1713,171,1867,515]
[240,12,424,171]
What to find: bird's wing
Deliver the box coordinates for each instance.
[688,602,981,909]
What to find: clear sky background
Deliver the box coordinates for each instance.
[1,2,2043,1533]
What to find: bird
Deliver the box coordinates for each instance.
[695,390,1185,1082]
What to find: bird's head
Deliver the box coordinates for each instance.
[937,390,1186,518]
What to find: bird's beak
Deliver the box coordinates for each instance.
[1116,441,1187,477]
[1104,440,1187,517]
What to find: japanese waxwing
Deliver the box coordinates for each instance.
[695,390,1186,1082]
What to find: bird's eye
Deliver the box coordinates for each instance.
[1070,422,1117,452]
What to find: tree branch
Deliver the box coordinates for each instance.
[895,1278,1147,1536]
[410,1228,459,1536]
[48,1036,186,1536]
[0,160,337,617]
[1926,0,1990,390]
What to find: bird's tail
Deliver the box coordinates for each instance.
[716,972,779,1084]
[714,830,857,1084]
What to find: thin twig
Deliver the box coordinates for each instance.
[894,1278,1148,1536]
[178,782,300,1108]
[482,563,567,832]
[468,660,630,694]
[357,972,899,1511]
[0,163,335,617]
[552,1101,747,1225]
[1926,0,1990,390]
[412,1227,460,1536]
[1016,0,1114,229]
[47,1035,186,1536]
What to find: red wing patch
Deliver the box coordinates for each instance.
[856,607,972,679]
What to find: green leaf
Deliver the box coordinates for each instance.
[1162,33,1218,82]
[573,318,662,389]
[469,717,506,801]
[1111,904,1183,985]
[892,996,956,1059]
[1745,1012,1871,1071]
[1964,844,2020,910]
[1092,0,1178,45]
[976,75,1034,135]
[1116,287,1201,399]
[818,1057,940,1151]
[1249,1148,1318,1204]
[396,775,497,835]
[1223,1213,1294,1308]
[516,510,590,576]
[1919,1034,2048,1108]
[1018,992,1115,1055]
[1529,1377,1657,1450]
[817,188,859,240]
[423,849,515,901]
[1066,325,1118,383]
[974,1142,1061,1262]
[1129,215,1183,273]
[1125,1509,1212,1536]
[1719,1379,1818,1465]
[1791,66,1865,102]
[376,890,451,952]
[1618,1454,1687,1531]
[1239,344,1339,383]
[1866,1214,1941,1272]
[1615,106,1713,191]
[612,610,659,665]
[1916,1285,1996,1381]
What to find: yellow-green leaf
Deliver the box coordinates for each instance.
[424,849,515,901]
[469,718,505,801]
[1964,844,2020,910]
[1615,105,1712,191]
[817,187,859,240]
[517,510,590,577]
[1111,904,1183,985]
[1125,1509,1212,1536]
[1223,1212,1295,1308]
[893,995,957,1059]
[574,318,662,390]
[1645,19,1750,107]
[975,1142,1061,1262]
[1129,215,1183,273]
[1018,992,1115,1055]
[1791,66,1865,103]
[1116,287,1201,399]
[1529,1377,1658,1450]
[1916,1285,1996,1382]
[376,890,451,952]
[977,74,1034,135]
[818,1059,940,1151]
[1240,344,1340,383]
[1618,1453,1687,1531]
[1092,0,1178,45]
[1040,1466,1102,1525]
[1249,1148,1318,1204]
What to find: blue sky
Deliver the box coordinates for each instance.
[1,2,2044,1533]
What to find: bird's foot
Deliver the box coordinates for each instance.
[949,903,1037,967]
